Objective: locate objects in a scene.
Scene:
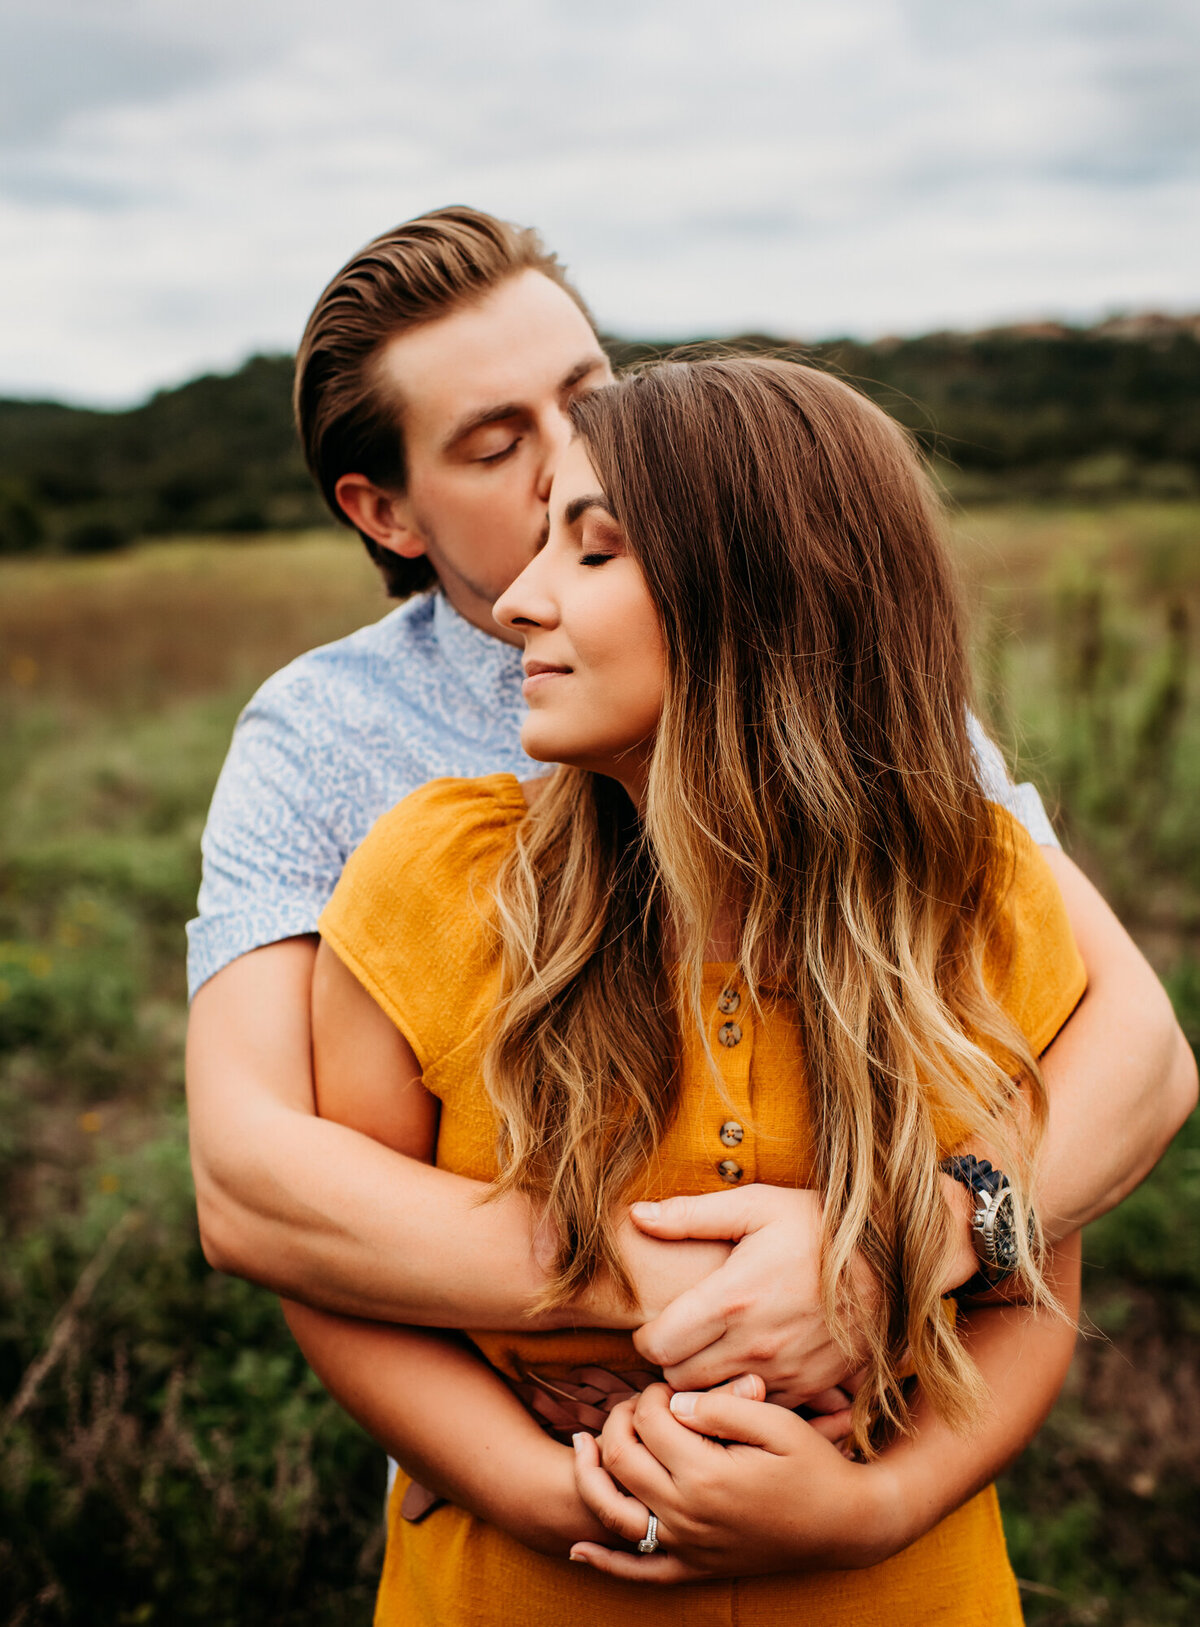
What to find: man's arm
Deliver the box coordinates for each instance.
[1035,849,1196,1229]
[187,851,1191,1353]
[281,1303,608,1556]
[186,938,726,1325]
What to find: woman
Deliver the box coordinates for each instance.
[296,357,1084,1623]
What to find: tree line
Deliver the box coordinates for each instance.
[2,319,1198,555]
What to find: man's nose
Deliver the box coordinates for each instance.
[534,408,574,504]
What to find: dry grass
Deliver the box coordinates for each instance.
[0,531,387,712]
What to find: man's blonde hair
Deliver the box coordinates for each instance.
[294,206,594,597]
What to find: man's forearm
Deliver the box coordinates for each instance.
[199,1101,549,1323]
[196,1098,727,1327]
[187,945,552,1323]
[1037,850,1196,1238]
[189,939,726,1328]
[281,1302,603,1555]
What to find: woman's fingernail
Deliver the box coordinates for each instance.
[732,1374,759,1398]
[670,1391,699,1418]
[631,1202,661,1221]
[572,1433,587,1451]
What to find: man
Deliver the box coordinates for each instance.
[186,207,1195,1532]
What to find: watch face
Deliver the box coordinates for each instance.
[987,1189,1021,1272]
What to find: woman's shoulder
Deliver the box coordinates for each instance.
[317,773,537,1072]
[989,803,1064,927]
[357,771,529,872]
[984,803,1087,1055]
[322,773,531,937]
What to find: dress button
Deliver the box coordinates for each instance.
[718,1021,742,1048]
[717,988,740,1015]
[719,1120,744,1147]
[718,1159,744,1183]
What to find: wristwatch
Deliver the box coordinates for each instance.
[939,1154,1033,1293]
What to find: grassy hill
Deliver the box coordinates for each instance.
[2,318,1199,556]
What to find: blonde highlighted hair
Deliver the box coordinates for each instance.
[484,357,1048,1449]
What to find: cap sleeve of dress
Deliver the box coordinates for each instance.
[317,773,526,1075]
[984,808,1088,1057]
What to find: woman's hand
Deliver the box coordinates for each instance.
[629,1186,877,1407]
[569,1382,902,1583]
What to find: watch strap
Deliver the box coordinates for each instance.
[940,1154,1017,1292]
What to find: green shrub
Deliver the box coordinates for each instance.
[0,1119,384,1625]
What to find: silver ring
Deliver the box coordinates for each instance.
[637,1512,659,1555]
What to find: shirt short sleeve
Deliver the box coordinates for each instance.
[186,678,376,996]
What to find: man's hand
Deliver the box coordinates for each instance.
[628,1185,876,1408]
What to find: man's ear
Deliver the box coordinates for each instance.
[334,473,427,560]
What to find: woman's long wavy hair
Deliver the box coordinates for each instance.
[484,357,1049,1448]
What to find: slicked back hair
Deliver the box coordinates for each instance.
[294,206,594,597]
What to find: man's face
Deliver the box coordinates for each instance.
[376,269,612,642]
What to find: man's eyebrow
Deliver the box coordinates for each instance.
[560,352,609,391]
[564,494,616,526]
[440,354,608,455]
[441,401,522,455]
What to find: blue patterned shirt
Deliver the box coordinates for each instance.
[187,590,1058,998]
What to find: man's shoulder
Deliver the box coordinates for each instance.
[249,594,436,722]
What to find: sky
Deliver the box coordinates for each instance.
[1,0,1197,406]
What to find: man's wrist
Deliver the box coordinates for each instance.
[512,1441,609,1555]
[821,1458,911,1570]
[938,1171,980,1294]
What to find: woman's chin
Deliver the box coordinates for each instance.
[519,724,568,766]
[518,728,605,776]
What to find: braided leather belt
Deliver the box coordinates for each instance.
[399,1363,659,1523]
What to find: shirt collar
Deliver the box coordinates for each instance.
[431,590,523,702]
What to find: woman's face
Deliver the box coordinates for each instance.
[493,437,665,798]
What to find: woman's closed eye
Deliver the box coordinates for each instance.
[577,514,625,567]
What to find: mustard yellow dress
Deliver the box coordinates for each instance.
[319,774,1088,1627]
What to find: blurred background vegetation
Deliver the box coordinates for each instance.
[2,317,1198,559]
[0,330,1197,1624]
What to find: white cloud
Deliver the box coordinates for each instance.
[0,0,1195,402]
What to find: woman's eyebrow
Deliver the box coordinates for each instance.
[563,494,615,526]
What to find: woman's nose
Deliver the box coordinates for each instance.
[494,550,558,635]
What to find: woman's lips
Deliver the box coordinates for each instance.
[521,663,571,697]
[520,663,569,696]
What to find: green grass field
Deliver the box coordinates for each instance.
[0,508,1197,1625]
